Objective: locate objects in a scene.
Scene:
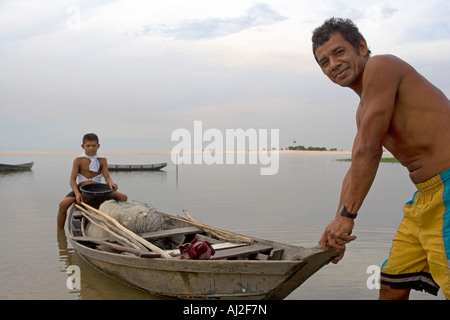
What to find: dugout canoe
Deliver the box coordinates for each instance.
[0,161,34,171]
[66,204,338,300]
[107,163,167,171]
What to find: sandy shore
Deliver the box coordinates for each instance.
[0,150,353,156]
[0,150,399,157]
[0,151,173,156]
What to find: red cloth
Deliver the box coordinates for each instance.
[179,238,215,260]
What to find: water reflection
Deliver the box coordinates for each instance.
[0,153,445,300]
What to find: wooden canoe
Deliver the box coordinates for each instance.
[107,163,167,171]
[66,204,338,300]
[0,161,34,171]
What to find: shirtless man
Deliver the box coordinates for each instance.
[312,18,450,299]
[57,133,127,229]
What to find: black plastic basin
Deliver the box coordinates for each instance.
[80,183,113,208]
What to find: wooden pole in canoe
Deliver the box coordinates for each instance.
[80,202,172,259]
[76,205,147,251]
[174,210,254,244]
[71,236,160,258]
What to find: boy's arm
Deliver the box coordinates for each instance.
[100,158,118,190]
[70,158,82,203]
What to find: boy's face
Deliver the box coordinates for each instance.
[82,140,100,156]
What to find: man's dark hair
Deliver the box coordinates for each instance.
[82,133,99,144]
[312,17,371,63]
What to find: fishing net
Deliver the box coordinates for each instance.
[85,200,168,238]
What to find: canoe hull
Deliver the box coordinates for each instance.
[67,206,337,300]
[71,240,334,300]
[107,163,167,171]
[0,161,34,171]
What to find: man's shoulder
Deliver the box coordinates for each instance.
[363,55,412,86]
[366,55,411,73]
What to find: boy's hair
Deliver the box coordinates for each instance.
[312,17,371,63]
[82,133,99,144]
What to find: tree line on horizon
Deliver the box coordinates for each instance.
[284,141,338,152]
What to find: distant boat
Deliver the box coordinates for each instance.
[0,161,34,172]
[107,162,167,172]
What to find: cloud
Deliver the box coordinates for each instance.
[0,0,449,152]
[134,2,287,40]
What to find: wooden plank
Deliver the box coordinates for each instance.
[72,211,83,219]
[255,253,269,260]
[212,242,246,251]
[140,227,203,240]
[194,233,222,244]
[269,249,284,260]
[72,236,110,242]
[210,244,273,260]
[72,219,81,229]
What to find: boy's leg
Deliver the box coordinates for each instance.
[57,196,75,229]
[113,191,127,202]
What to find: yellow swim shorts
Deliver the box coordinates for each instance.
[381,169,450,298]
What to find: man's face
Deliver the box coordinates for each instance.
[315,32,367,89]
[82,140,100,156]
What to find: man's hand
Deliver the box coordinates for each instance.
[320,215,357,263]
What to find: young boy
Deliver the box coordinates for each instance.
[57,133,127,229]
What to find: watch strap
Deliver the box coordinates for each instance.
[340,205,357,219]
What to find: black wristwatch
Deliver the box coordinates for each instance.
[340,205,357,219]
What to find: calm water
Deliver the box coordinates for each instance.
[0,153,444,300]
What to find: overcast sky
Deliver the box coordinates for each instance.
[1,0,449,152]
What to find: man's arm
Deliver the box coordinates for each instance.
[343,56,399,213]
[321,56,400,258]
